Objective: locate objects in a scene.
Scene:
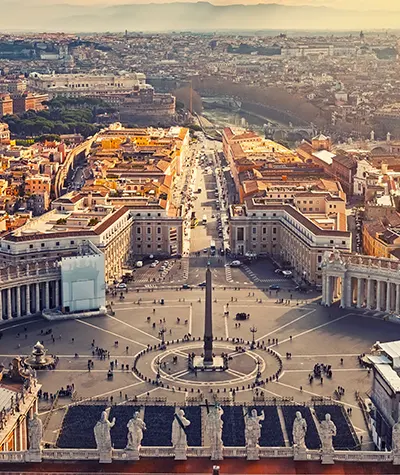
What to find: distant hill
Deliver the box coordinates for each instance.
[1,1,400,32]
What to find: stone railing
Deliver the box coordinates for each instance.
[0,447,396,464]
[334,450,393,463]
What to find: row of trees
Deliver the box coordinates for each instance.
[3,97,116,139]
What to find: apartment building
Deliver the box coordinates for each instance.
[229,197,351,285]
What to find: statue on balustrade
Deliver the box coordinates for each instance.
[320,413,336,452]
[28,412,43,451]
[245,408,265,449]
[94,408,116,452]
[126,411,146,452]
[172,408,191,449]
[206,403,224,460]
[172,408,191,460]
[293,411,307,450]
[392,420,400,454]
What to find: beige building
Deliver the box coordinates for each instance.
[229,197,351,285]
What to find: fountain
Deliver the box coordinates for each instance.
[25,341,56,369]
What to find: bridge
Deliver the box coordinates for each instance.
[53,134,98,199]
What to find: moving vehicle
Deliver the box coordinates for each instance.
[202,214,207,225]
[230,260,241,267]
[210,239,216,256]
[198,281,207,287]
[282,270,292,277]
[269,284,281,291]
[136,261,143,268]
[117,282,127,289]
[190,217,199,228]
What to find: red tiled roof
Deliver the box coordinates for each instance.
[0,459,399,474]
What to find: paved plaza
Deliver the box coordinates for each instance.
[1,286,399,448]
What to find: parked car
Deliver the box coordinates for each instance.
[282,270,292,277]
[117,282,127,289]
[181,284,192,289]
[136,261,143,268]
[230,260,241,267]
[269,284,281,291]
[198,281,207,287]
[150,262,157,268]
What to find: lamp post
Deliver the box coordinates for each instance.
[159,326,166,347]
[250,325,257,349]
[155,357,162,380]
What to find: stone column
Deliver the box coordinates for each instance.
[321,274,327,305]
[55,280,59,308]
[326,276,332,307]
[26,284,31,315]
[376,281,382,312]
[340,277,346,308]
[0,290,3,320]
[16,286,21,318]
[367,279,373,310]
[36,283,40,313]
[386,282,392,313]
[7,287,12,319]
[45,281,49,310]
[345,277,352,308]
[356,278,363,309]
[396,284,400,315]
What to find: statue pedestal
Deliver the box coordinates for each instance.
[321,450,335,465]
[26,449,42,463]
[211,447,223,461]
[174,445,187,460]
[246,446,259,461]
[293,446,307,461]
[98,449,112,463]
[124,449,140,460]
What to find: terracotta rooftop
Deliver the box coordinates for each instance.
[0,459,399,474]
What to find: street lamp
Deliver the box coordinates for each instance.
[250,325,257,349]
[156,357,161,379]
[159,327,166,347]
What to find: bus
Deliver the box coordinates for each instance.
[202,214,207,225]
[210,239,216,256]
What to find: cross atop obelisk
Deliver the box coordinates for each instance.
[203,265,213,364]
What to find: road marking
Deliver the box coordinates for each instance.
[274,380,359,410]
[276,313,352,346]
[227,368,246,378]
[38,380,146,416]
[136,387,160,399]
[189,305,193,336]
[107,315,160,341]
[257,386,283,398]
[256,309,316,342]
[291,354,360,358]
[0,319,41,332]
[76,319,147,348]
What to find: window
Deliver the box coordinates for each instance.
[342,240,346,245]
[157,227,161,234]
[318,255,322,263]
[273,213,276,217]
[147,244,151,248]
[70,240,75,245]
[56,242,60,246]
[273,227,276,234]
[29,244,33,249]
[237,228,244,241]
[137,228,141,234]
[330,240,334,244]
[252,227,256,234]
[147,227,151,234]
[41,243,45,247]
[262,227,266,234]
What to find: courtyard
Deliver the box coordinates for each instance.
[0,286,398,449]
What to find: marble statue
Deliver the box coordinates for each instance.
[28,412,43,451]
[172,408,191,448]
[206,404,224,460]
[172,408,191,460]
[244,409,265,448]
[94,408,116,452]
[393,420,400,453]
[320,413,337,452]
[126,411,146,451]
[293,411,307,449]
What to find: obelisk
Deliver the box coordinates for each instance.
[203,266,213,364]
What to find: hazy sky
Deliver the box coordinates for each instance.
[15,0,400,8]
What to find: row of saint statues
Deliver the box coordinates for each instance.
[93,406,338,457]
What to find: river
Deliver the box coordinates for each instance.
[202,107,266,135]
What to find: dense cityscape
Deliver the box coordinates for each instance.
[1,16,400,475]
